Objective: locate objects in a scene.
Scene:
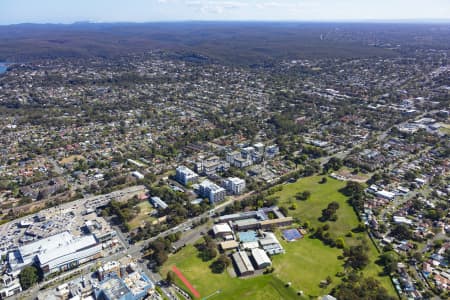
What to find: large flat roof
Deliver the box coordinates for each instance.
[234,218,259,227]
[37,234,98,265]
[213,223,232,235]
[19,231,73,258]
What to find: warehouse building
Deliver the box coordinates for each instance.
[232,251,254,277]
[251,248,272,269]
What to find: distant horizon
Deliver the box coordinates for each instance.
[2,19,450,26]
[2,0,450,26]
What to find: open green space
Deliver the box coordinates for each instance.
[272,236,342,296]
[127,201,155,230]
[161,245,300,300]
[275,175,358,239]
[161,175,396,299]
[274,175,395,295]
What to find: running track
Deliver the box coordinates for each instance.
[172,265,201,298]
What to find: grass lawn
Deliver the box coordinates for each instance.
[275,175,358,240]
[272,236,343,297]
[275,175,396,296]
[439,123,450,135]
[127,201,155,230]
[161,245,301,300]
[59,154,85,164]
[334,166,371,183]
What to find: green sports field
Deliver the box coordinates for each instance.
[161,244,301,300]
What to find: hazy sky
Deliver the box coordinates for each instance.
[1,0,450,25]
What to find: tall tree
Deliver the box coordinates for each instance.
[19,266,39,290]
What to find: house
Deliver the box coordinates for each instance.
[19,177,66,200]
[393,216,413,226]
[434,272,450,291]
[265,145,279,158]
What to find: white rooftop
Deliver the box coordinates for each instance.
[200,180,225,192]
[177,166,197,177]
[37,234,98,265]
[376,190,396,200]
[212,223,232,235]
[251,248,271,266]
[227,177,245,184]
[19,231,73,258]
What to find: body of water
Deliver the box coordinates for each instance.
[0,63,8,74]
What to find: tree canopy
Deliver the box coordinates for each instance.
[19,265,39,290]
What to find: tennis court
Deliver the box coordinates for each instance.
[282,228,303,241]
